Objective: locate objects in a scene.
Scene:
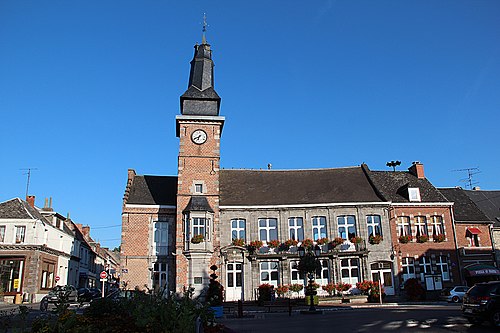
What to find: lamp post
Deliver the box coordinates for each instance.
[298,244,322,314]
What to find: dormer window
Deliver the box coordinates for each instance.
[408,188,421,202]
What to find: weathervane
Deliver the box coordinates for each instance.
[202,13,208,44]
[386,160,401,172]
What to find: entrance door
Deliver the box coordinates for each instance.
[226,262,243,301]
[371,262,395,296]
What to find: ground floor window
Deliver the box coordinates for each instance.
[40,261,56,289]
[0,258,24,293]
[260,261,279,287]
[402,257,416,281]
[340,258,359,285]
[435,256,450,281]
[315,259,330,285]
[153,262,168,292]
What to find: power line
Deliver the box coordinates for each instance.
[91,224,122,229]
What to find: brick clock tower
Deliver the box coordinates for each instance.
[175,39,224,295]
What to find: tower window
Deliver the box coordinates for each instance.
[195,184,203,194]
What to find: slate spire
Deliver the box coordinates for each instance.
[180,37,221,116]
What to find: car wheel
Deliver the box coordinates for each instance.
[491,310,500,327]
[451,296,459,303]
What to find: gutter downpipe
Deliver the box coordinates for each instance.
[450,205,463,284]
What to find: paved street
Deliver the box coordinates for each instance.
[219,304,498,332]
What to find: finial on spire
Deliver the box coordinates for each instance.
[202,13,208,44]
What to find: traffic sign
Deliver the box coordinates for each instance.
[55,276,60,282]
[100,271,108,279]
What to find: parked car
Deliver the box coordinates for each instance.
[462,281,500,326]
[439,286,469,303]
[40,285,78,311]
[78,287,102,302]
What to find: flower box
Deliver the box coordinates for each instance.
[191,234,204,244]
[369,235,383,245]
[398,235,412,244]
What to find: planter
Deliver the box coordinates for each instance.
[210,305,224,318]
[304,295,319,306]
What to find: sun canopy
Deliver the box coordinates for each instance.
[464,264,500,277]
[466,227,481,235]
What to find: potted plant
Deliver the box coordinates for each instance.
[301,238,314,249]
[398,235,413,244]
[276,285,289,298]
[350,236,363,244]
[232,238,245,247]
[247,240,263,254]
[316,237,329,245]
[417,235,429,243]
[285,239,298,248]
[289,283,304,299]
[336,282,352,302]
[369,234,383,245]
[321,282,336,296]
[267,239,280,249]
[433,234,445,243]
[191,234,204,244]
[329,237,344,250]
[207,265,224,318]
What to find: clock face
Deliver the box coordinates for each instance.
[191,129,207,144]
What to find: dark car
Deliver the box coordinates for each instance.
[40,285,78,311]
[462,281,500,327]
[78,287,102,302]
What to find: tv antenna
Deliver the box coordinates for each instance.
[453,167,480,189]
[20,168,38,197]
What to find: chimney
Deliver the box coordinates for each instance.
[408,161,425,179]
[473,186,481,191]
[82,226,90,237]
[26,195,35,208]
[42,197,53,211]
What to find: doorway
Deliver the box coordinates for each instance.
[371,262,395,295]
[226,262,243,301]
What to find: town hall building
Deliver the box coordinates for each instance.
[120,37,465,301]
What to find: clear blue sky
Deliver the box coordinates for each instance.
[1,1,499,249]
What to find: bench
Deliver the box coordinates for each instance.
[262,298,296,316]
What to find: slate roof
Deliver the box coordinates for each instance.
[438,188,491,223]
[0,198,50,222]
[183,196,214,213]
[219,167,384,206]
[464,190,500,227]
[367,170,448,203]
[125,175,177,205]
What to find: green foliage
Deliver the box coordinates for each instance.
[404,278,426,301]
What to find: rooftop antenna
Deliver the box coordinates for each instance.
[453,167,480,189]
[202,13,208,44]
[386,160,401,172]
[20,168,38,197]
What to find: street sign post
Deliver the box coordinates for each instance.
[100,271,107,297]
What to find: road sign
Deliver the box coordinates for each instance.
[55,276,60,282]
[100,271,108,279]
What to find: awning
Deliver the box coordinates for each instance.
[464,264,500,277]
[466,227,481,235]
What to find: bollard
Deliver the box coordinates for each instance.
[237,299,243,318]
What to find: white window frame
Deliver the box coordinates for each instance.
[402,257,416,281]
[260,261,279,287]
[315,259,330,285]
[153,217,169,256]
[337,215,356,240]
[312,216,327,241]
[408,188,421,202]
[366,215,382,236]
[258,218,278,243]
[288,217,304,241]
[0,225,5,242]
[340,258,359,286]
[153,262,168,291]
[290,261,305,285]
[430,215,444,236]
[231,219,246,241]
[414,216,428,237]
[194,183,203,194]
[419,256,432,281]
[436,256,450,281]
[397,216,412,237]
[15,226,26,243]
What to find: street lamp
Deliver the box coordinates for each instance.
[297,244,322,314]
